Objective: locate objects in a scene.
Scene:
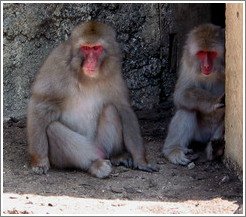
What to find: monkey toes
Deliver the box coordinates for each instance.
[167,149,191,165]
[88,159,112,179]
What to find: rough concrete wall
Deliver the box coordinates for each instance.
[3,3,211,120]
[225,3,243,176]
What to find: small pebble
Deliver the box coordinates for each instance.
[111,186,123,194]
[187,162,195,170]
[220,175,230,184]
[149,180,157,188]
[124,186,135,194]
[157,160,166,165]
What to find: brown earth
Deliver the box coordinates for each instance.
[2,104,243,215]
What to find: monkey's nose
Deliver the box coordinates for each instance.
[204,66,212,71]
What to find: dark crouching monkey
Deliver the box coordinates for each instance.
[27,21,159,178]
[162,23,225,165]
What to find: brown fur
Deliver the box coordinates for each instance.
[27,21,158,178]
[162,23,225,165]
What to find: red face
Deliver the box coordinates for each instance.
[81,44,103,77]
[196,51,217,75]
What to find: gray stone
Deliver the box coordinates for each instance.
[3,3,211,119]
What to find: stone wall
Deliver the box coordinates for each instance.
[3,3,212,119]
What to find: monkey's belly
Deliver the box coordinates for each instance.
[61,96,104,139]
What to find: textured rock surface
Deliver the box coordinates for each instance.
[3,3,211,119]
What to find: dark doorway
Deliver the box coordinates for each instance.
[211,3,225,27]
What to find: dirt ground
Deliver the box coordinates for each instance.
[2,103,244,215]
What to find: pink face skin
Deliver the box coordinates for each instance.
[196,51,217,75]
[81,44,104,77]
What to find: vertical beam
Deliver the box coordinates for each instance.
[225,3,244,176]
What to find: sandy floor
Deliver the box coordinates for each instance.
[2,106,243,215]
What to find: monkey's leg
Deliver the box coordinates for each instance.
[94,104,133,168]
[47,121,112,178]
[117,106,159,172]
[95,104,123,156]
[206,121,225,160]
[162,110,197,165]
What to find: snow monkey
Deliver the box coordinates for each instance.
[162,23,225,165]
[27,21,159,178]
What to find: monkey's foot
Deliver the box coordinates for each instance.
[166,148,191,165]
[88,159,112,179]
[206,139,225,161]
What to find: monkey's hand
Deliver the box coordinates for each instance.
[111,153,159,172]
[134,163,160,172]
[213,93,225,110]
[133,158,160,172]
[31,157,50,175]
[110,152,134,168]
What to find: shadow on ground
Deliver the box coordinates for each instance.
[2,103,243,214]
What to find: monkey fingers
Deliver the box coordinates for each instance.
[218,94,225,106]
[214,93,225,110]
[216,94,225,109]
[110,152,134,168]
[32,158,50,175]
[133,163,160,172]
[32,166,49,175]
[214,103,225,110]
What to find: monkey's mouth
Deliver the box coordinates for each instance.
[202,71,212,75]
[87,69,96,72]
[83,68,98,77]
[201,67,213,75]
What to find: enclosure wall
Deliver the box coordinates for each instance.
[225,3,244,175]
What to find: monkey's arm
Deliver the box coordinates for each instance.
[117,105,159,172]
[27,43,71,174]
[174,86,223,114]
[27,97,61,174]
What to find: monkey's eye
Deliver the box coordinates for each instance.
[82,46,89,50]
[209,51,217,59]
[93,46,103,52]
[81,46,90,52]
[197,50,205,55]
[196,50,207,58]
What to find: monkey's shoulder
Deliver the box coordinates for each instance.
[41,41,71,68]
